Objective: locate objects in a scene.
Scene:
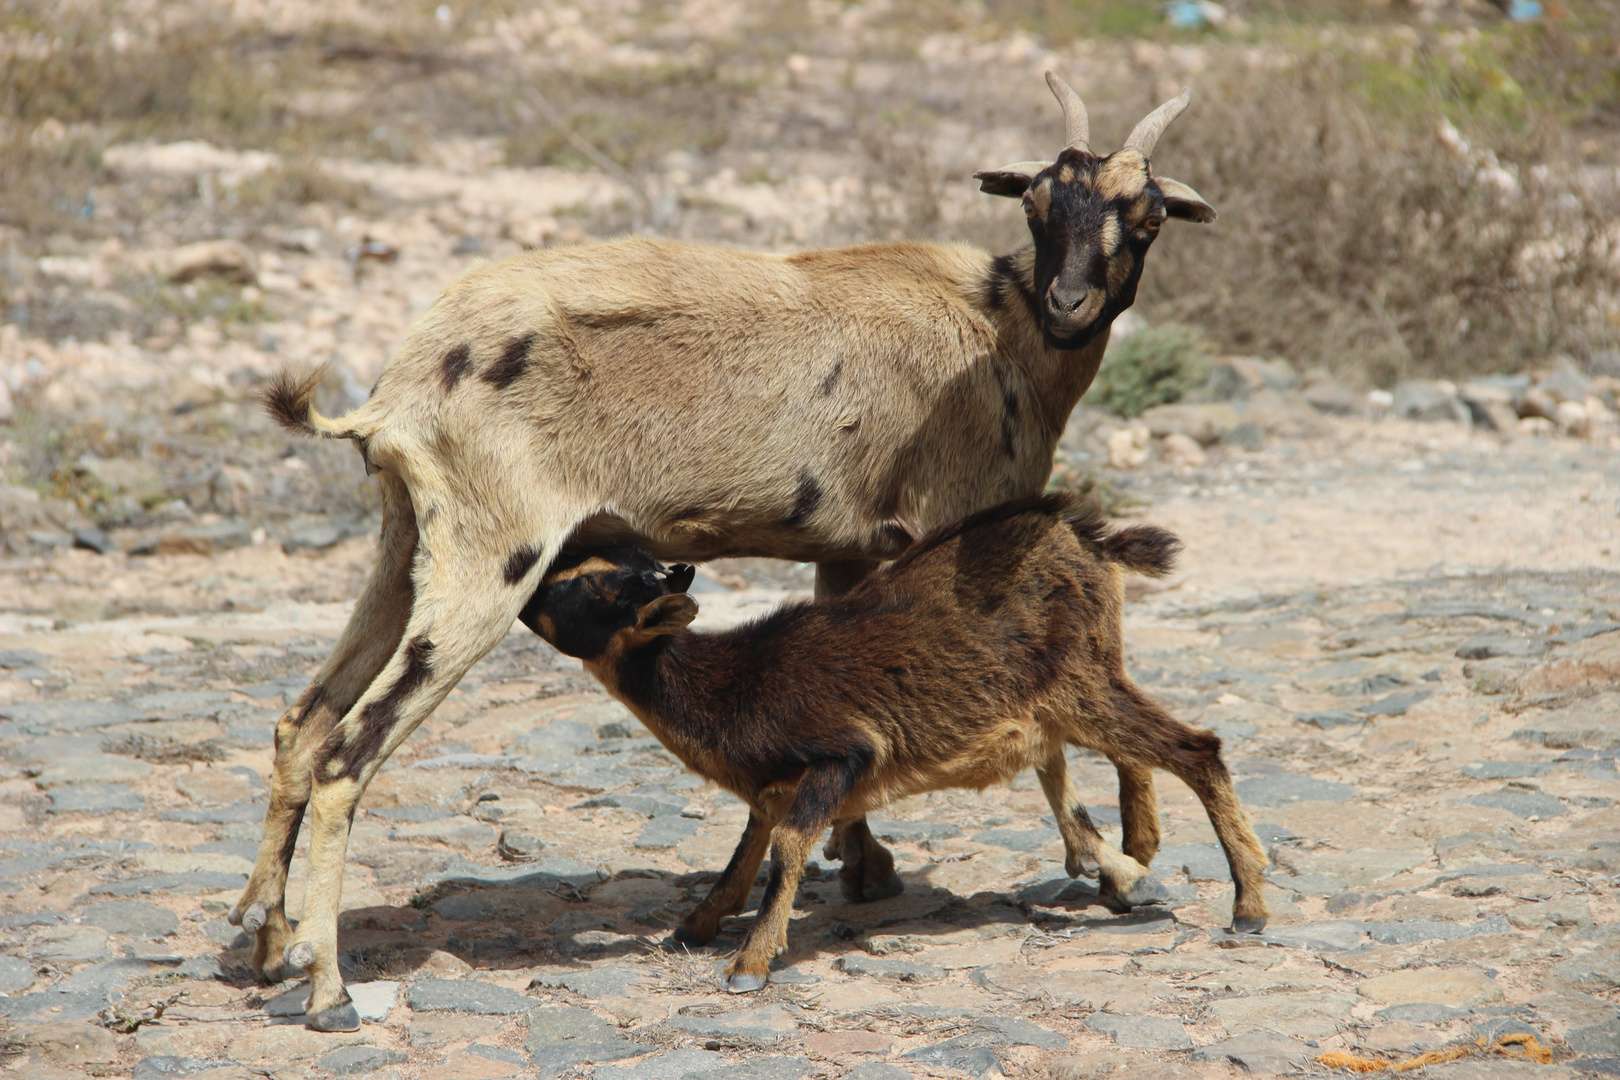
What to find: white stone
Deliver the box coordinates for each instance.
[265,980,400,1021]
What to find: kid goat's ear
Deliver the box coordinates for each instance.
[1155,177,1217,223]
[636,593,698,635]
[663,563,696,594]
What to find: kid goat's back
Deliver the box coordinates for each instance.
[524,493,1271,991]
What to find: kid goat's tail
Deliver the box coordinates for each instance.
[1062,498,1181,578]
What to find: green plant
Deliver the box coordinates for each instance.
[1091,324,1215,418]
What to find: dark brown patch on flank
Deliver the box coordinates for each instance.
[483,334,535,390]
[503,545,543,586]
[784,471,823,527]
[315,635,434,782]
[441,343,473,391]
[819,356,843,396]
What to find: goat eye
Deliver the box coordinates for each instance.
[1142,218,1163,232]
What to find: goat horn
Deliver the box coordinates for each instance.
[1045,71,1090,153]
[1123,87,1192,159]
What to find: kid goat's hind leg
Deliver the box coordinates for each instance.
[230,472,418,982]
[280,532,548,1030]
[1124,693,1270,933]
[1035,748,1168,911]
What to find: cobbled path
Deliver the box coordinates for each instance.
[1,424,1616,1080]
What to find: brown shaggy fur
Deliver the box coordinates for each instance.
[522,495,1270,991]
[231,74,1215,1029]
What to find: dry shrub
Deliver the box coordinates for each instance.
[1136,45,1618,382]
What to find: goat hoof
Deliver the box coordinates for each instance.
[306,1000,360,1032]
[725,971,768,994]
[1119,873,1170,908]
[841,869,904,903]
[669,924,713,950]
[226,905,244,927]
[240,903,268,934]
[284,941,317,971]
[1230,914,1268,935]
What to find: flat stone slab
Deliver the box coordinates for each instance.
[1460,788,1569,818]
[1261,920,1369,951]
[0,700,143,733]
[1159,843,1231,881]
[666,1003,801,1044]
[88,871,247,895]
[1359,689,1432,716]
[1209,991,1362,1039]
[1085,1014,1192,1050]
[405,979,538,1015]
[1193,1033,1314,1073]
[0,954,35,993]
[1358,968,1502,1007]
[36,753,152,786]
[528,964,643,998]
[523,1004,639,1071]
[635,816,700,850]
[266,981,399,1022]
[81,900,179,938]
[1368,916,1510,944]
[1463,761,1555,779]
[973,827,1060,852]
[1236,773,1356,805]
[317,1046,408,1075]
[48,782,145,813]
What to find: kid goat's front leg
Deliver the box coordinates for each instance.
[726,754,868,993]
[1036,747,1168,912]
[672,810,775,948]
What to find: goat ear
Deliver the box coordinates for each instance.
[664,564,696,594]
[636,593,698,635]
[1156,177,1216,223]
[973,162,1046,198]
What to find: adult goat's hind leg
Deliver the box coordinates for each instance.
[281,525,546,1030]
[230,472,418,982]
[1035,748,1167,911]
[813,559,902,903]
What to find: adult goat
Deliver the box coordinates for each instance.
[238,71,1215,1030]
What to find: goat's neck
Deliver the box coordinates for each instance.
[584,636,728,774]
[980,244,1111,438]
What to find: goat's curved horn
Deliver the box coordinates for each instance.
[1045,71,1090,153]
[1123,87,1192,159]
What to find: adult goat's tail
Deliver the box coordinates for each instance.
[1062,498,1181,578]
[256,366,375,441]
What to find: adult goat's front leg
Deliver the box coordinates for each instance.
[812,560,902,903]
[230,472,417,982]
[282,542,537,1030]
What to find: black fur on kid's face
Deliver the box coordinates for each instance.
[519,547,697,659]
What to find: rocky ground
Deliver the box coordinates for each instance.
[1,3,1618,1073]
[1,401,1617,1080]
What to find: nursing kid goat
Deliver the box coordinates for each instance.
[238,72,1218,1030]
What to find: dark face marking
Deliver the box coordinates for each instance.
[440,343,473,392]
[784,471,823,528]
[483,333,535,390]
[315,635,435,781]
[1024,149,1165,350]
[503,545,543,586]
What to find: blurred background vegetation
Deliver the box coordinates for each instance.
[2,0,1617,384]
